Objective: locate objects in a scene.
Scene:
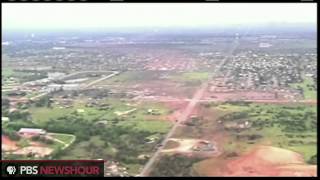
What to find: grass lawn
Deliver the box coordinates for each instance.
[30,106,74,125]
[50,133,76,145]
[112,101,172,133]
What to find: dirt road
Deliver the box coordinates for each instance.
[139,82,208,176]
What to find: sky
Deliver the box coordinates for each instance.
[2,3,317,31]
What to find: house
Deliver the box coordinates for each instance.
[18,128,47,136]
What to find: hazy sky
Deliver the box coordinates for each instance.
[2,3,317,31]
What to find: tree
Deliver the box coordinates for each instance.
[2,98,10,109]
[308,154,317,165]
[35,95,51,107]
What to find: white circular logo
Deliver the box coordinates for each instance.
[6,166,17,175]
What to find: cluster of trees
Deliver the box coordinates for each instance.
[35,95,52,107]
[2,129,21,141]
[236,134,263,141]
[308,154,317,165]
[220,112,248,122]
[31,135,54,145]
[45,114,158,164]
[149,155,202,176]
[275,110,316,133]
[225,101,252,106]
[7,110,31,121]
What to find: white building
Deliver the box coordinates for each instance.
[18,128,47,136]
[46,84,63,93]
[62,84,80,91]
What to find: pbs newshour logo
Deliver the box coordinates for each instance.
[4,164,39,176]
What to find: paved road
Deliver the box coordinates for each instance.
[58,70,117,81]
[81,71,119,89]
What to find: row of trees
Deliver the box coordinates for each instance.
[31,135,54,145]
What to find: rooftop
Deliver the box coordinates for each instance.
[18,128,46,134]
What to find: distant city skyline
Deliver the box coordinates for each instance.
[2,3,317,31]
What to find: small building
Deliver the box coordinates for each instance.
[2,117,10,122]
[18,128,47,136]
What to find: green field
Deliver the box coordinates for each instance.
[100,71,210,86]
[50,133,76,145]
[290,75,317,100]
[213,102,317,163]
[30,98,172,132]
[169,72,209,82]
[30,106,74,126]
[118,120,171,133]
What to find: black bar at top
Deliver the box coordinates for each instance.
[1,0,317,3]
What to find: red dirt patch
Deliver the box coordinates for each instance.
[1,135,18,151]
[12,146,53,158]
[195,146,316,177]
